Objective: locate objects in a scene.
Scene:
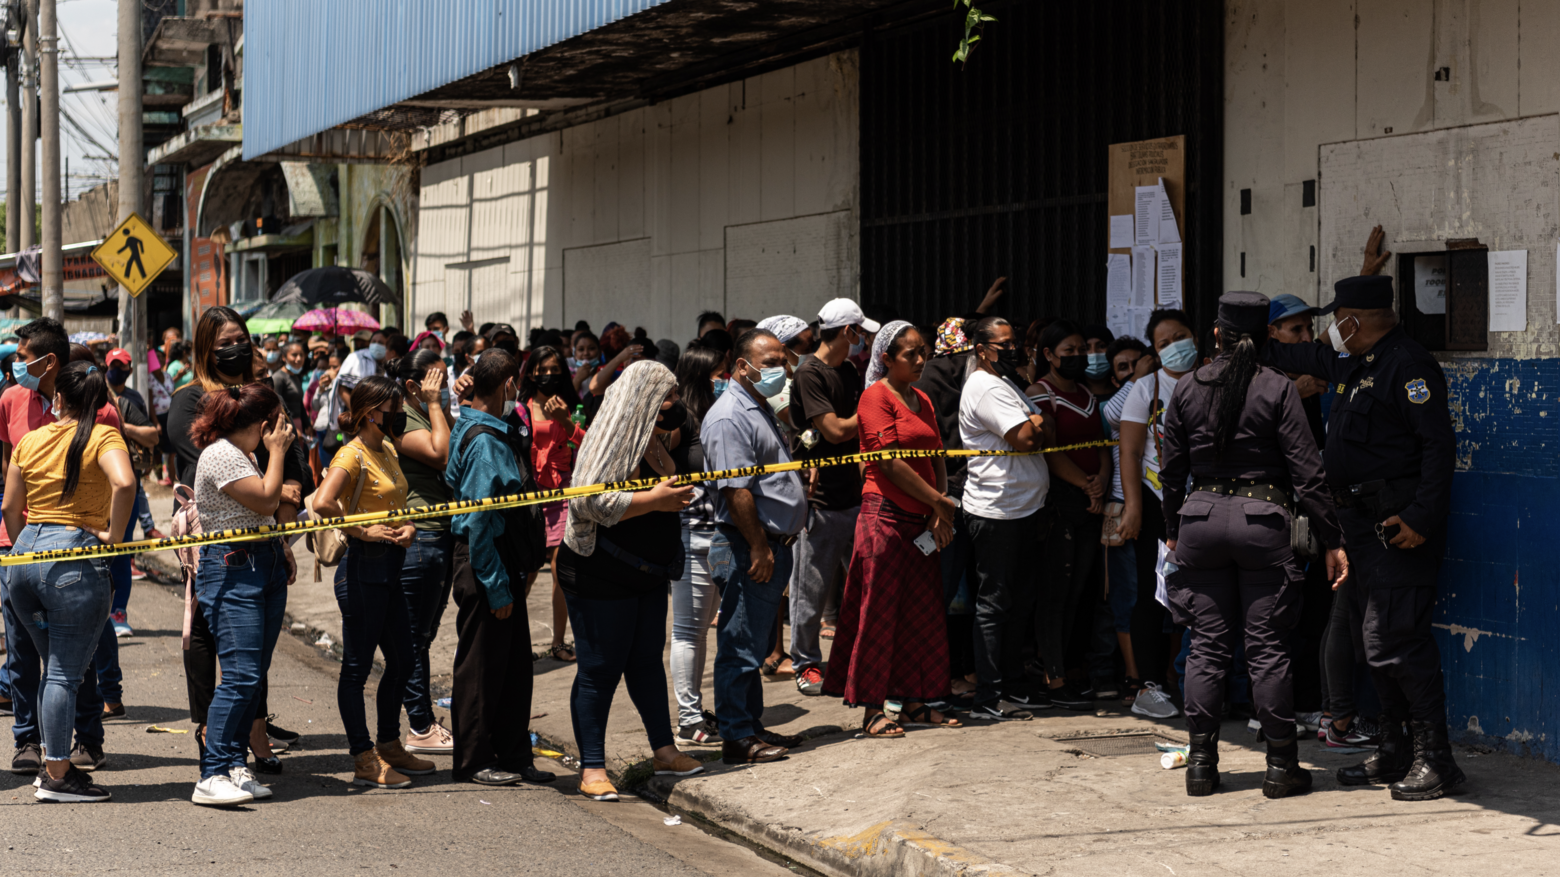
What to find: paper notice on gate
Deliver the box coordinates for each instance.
[1156,178,1180,244]
[1135,186,1159,247]
[1110,214,1135,249]
[1107,253,1131,309]
[1130,246,1155,308]
[1414,254,1447,315]
[1156,243,1183,308]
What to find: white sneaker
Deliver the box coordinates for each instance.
[230,766,273,800]
[1295,711,1324,733]
[404,720,455,754]
[1130,682,1181,719]
[192,774,255,807]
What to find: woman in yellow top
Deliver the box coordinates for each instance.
[313,375,430,789]
[2,362,134,803]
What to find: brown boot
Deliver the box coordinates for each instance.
[375,739,437,776]
[353,749,411,788]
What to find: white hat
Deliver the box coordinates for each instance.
[756,315,808,344]
[817,298,881,333]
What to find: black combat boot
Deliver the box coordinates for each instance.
[1185,731,1220,797]
[1389,721,1467,801]
[1338,715,1412,785]
[1261,734,1313,799]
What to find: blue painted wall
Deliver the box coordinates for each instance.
[1438,356,1559,760]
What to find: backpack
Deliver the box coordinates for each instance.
[170,484,202,650]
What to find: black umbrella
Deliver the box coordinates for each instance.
[271,266,398,306]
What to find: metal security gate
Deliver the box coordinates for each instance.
[860,0,1224,332]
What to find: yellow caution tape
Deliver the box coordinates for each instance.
[0,440,1117,567]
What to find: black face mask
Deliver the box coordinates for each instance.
[1055,354,1088,381]
[213,340,254,377]
[990,347,1024,382]
[656,400,688,433]
[379,411,408,438]
[534,373,568,396]
[495,338,520,356]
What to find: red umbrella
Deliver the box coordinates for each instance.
[292,307,381,335]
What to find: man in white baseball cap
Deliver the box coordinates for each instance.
[817,299,881,334]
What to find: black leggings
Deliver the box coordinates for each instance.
[1129,493,1172,686]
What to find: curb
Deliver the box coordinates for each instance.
[647,775,1024,877]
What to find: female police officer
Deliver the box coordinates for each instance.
[1159,292,1348,799]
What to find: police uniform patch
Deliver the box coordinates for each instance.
[1406,378,1430,404]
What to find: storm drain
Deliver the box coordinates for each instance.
[1052,733,1184,758]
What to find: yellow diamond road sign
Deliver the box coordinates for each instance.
[90,212,178,298]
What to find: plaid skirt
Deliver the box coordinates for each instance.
[821,493,949,708]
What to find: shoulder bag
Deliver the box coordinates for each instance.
[306,451,365,567]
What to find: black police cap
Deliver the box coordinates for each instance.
[1318,275,1394,315]
[1216,291,1270,336]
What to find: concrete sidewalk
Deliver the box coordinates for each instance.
[135,487,1560,877]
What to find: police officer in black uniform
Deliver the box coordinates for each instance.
[1161,292,1347,799]
[1265,274,1463,801]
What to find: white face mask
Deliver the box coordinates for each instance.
[502,382,517,417]
[1327,316,1357,354]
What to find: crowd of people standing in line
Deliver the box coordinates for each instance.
[0,226,1446,804]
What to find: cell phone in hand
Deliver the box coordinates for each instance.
[913,530,938,556]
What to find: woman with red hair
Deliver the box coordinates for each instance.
[187,383,295,807]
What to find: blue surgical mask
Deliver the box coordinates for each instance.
[12,357,43,392]
[748,365,787,399]
[286,362,303,375]
[266,350,281,364]
[1159,338,1199,373]
[847,328,865,357]
[440,387,451,409]
[712,378,728,401]
[432,330,445,342]
[1085,352,1110,378]
[368,342,388,362]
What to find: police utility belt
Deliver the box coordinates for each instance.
[1331,477,1418,517]
[1191,476,1318,559]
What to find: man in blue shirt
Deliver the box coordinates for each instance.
[701,329,808,764]
[445,350,554,788]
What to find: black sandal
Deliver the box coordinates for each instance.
[902,704,963,729]
[863,712,905,739]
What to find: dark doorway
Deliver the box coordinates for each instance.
[859,0,1224,334]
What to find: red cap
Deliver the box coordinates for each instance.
[106,348,132,368]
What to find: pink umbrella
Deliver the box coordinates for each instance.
[292,307,382,335]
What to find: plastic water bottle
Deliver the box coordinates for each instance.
[568,404,586,450]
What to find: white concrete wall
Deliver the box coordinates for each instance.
[411,51,860,342]
[1225,0,1560,354]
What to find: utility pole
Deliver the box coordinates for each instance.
[5,3,20,256]
[117,0,144,390]
[18,0,33,252]
[37,0,57,321]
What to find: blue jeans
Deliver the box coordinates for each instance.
[710,527,795,742]
[95,515,138,705]
[335,537,411,755]
[133,483,155,536]
[564,589,674,769]
[3,524,112,761]
[399,528,453,732]
[1107,541,1138,632]
[195,540,288,777]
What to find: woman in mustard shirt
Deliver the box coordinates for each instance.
[2,362,134,803]
[314,375,428,790]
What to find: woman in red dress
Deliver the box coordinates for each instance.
[522,346,586,663]
[823,322,962,737]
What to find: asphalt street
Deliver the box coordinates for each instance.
[0,576,800,877]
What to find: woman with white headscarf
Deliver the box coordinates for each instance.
[821,321,963,736]
[555,360,705,801]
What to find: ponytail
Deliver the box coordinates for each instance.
[56,361,108,500]
[1196,324,1267,459]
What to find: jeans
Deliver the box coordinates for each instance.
[335,537,412,755]
[4,524,112,761]
[789,506,858,673]
[95,515,137,705]
[564,588,674,769]
[399,528,454,732]
[966,511,1039,709]
[670,526,717,728]
[1106,541,1138,632]
[710,526,795,742]
[134,483,156,536]
[195,540,288,777]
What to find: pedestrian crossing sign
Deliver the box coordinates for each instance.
[90,212,178,298]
